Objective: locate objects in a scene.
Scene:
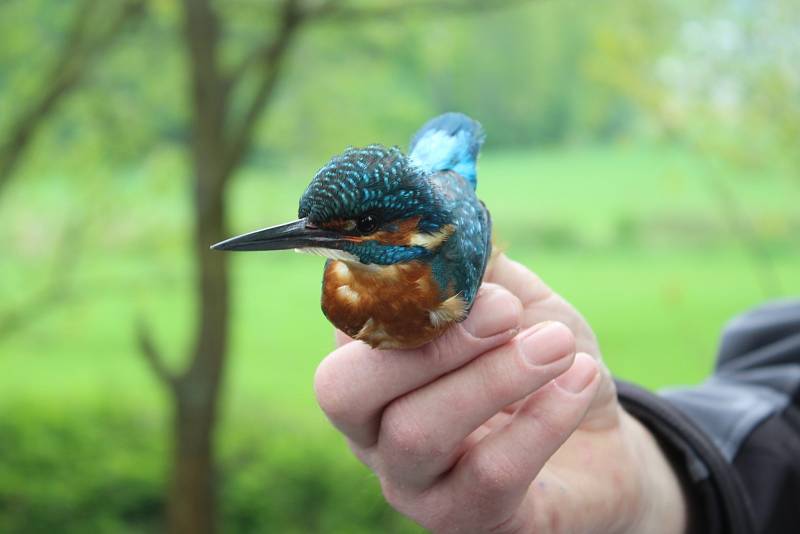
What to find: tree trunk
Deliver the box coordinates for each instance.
[165,1,230,532]
[169,383,219,533]
[168,159,229,533]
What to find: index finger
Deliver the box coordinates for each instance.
[485,253,553,309]
[487,253,598,355]
[314,283,522,448]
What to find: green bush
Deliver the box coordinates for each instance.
[0,403,419,533]
[0,403,165,534]
[219,427,419,534]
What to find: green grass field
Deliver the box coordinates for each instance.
[1,142,798,425]
[0,141,797,532]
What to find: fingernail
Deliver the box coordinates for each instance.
[520,322,573,366]
[464,291,521,338]
[554,353,598,393]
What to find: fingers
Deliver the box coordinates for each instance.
[314,283,522,448]
[443,353,600,523]
[377,322,576,488]
[485,253,553,309]
[490,254,620,437]
[488,253,600,357]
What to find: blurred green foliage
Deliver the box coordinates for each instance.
[1,0,798,531]
[0,403,165,534]
[0,403,420,533]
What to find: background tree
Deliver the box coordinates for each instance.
[590,0,797,297]
[0,0,144,194]
[0,0,144,338]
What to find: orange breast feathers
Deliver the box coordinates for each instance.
[321,260,467,350]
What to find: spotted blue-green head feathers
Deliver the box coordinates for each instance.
[295,145,450,265]
[408,112,486,189]
[298,145,447,231]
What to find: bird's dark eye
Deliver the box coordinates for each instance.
[356,214,378,234]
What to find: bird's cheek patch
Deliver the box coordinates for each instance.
[408,224,455,250]
[369,216,422,246]
[318,218,357,232]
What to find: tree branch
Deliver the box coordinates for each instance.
[0,286,70,342]
[703,168,783,298]
[0,210,87,343]
[308,0,534,21]
[137,320,179,389]
[0,0,146,195]
[222,0,304,177]
[222,0,535,176]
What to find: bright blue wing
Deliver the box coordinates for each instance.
[408,112,485,190]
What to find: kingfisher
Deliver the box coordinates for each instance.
[212,112,491,349]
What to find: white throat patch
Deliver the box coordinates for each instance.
[295,247,360,263]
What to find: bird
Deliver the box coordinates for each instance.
[212,112,491,350]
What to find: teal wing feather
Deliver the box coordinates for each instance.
[409,112,490,313]
[429,171,491,311]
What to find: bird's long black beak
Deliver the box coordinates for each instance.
[210,217,343,252]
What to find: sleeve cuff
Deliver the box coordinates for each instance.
[615,380,756,534]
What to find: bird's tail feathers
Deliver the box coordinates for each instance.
[408,112,485,189]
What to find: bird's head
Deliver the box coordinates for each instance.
[212,145,454,266]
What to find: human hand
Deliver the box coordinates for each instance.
[314,254,688,533]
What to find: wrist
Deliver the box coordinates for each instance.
[621,410,688,534]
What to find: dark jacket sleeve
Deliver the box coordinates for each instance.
[616,299,800,534]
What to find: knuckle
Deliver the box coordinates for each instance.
[381,479,453,531]
[313,357,356,423]
[511,266,552,306]
[535,415,563,445]
[468,449,518,496]
[420,337,447,369]
[420,495,458,532]
[424,328,465,369]
[380,399,438,458]
[517,401,563,443]
[379,477,407,511]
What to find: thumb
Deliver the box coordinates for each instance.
[577,357,621,431]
